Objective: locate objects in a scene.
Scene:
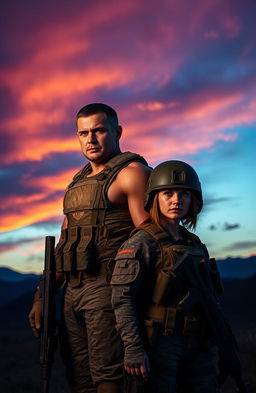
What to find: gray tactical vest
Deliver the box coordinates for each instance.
[55,152,148,273]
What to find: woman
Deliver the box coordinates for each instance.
[111,160,222,393]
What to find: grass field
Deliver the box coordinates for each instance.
[0,326,255,393]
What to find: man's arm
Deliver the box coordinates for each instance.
[116,162,151,227]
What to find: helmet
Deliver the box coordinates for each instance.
[145,160,203,212]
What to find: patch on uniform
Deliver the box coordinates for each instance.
[117,249,135,256]
[110,259,140,285]
[71,211,85,220]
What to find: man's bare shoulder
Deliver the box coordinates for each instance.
[116,161,151,193]
[120,161,152,177]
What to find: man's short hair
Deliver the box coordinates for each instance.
[76,103,119,126]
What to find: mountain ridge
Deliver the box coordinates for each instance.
[1,255,256,282]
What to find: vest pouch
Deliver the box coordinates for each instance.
[63,227,80,271]
[76,226,95,271]
[152,269,176,305]
[144,319,160,346]
[54,228,68,272]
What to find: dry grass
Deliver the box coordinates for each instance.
[0,327,255,393]
[0,328,69,393]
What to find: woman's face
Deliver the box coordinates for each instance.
[158,188,191,222]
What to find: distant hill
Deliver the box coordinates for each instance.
[0,278,38,308]
[219,275,256,329]
[1,256,256,283]
[0,267,40,282]
[0,275,255,330]
[217,256,256,278]
[0,291,34,329]
[0,259,255,330]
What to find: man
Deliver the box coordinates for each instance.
[28,103,151,393]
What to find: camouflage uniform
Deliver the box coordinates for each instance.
[54,152,148,393]
[111,225,218,393]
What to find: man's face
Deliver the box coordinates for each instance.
[77,112,121,163]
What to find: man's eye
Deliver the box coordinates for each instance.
[182,191,190,197]
[78,131,88,136]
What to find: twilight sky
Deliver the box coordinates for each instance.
[1,0,256,273]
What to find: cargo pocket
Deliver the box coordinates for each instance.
[111,256,140,285]
[54,229,68,272]
[76,226,94,271]
[63,227,79,271]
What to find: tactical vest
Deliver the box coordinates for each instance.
[54,152,148,274]
[132,222,223,339]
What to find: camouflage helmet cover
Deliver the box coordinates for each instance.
[145,160,203,212]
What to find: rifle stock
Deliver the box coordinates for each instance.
[173,255,248,393]
[39,236,57,393]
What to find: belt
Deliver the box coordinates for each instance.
[65,261,109,287]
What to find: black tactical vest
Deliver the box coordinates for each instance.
[54,152,148,274]
[132,222,223,308]
[133,222,223,337]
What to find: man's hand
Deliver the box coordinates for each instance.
[28,295,42,338]
[124,352,150,381]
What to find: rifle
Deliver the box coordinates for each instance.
[39,236,57,393]
[172,254,248,393]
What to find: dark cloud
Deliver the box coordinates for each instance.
[204,197,231,205]
[26,255,44,263]
[29,220,62,230]
[224,241,256,251]
[34,151,85,177]
[208,222,240,231]
[223,222,240,230]
[0,237,42,253]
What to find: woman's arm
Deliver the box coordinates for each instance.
[111,245,150,379]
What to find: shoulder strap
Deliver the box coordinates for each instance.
[67,163,92,189]
[106,151,148,170]
[132,222,172,269]
[67,152,148,189]
[132,222,209,269]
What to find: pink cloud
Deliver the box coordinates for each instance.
[204,30,220,40]
[223,16,241,38]
[0,0,255,237]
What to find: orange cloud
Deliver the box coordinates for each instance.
[23,168,79,191]
[0,197,63,233]
[244,250,256,258]
[0,167,80,232]
[1,137,79,164]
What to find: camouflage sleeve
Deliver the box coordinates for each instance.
[111,231,154,367]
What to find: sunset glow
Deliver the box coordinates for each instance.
[1,0,256,272]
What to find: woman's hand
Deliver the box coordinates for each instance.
[124,352,150,380]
